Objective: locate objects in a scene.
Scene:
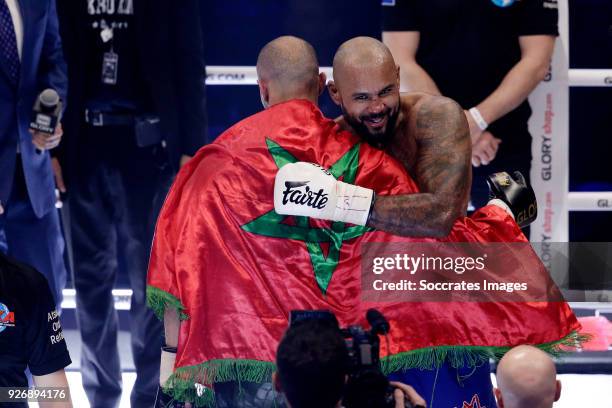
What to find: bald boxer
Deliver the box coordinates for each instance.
[159,34,328,393]
[275,36,536,236]
[331,36,469,236]
[495,345,561,408]
[256,36,327,109]
[157,36,328,408]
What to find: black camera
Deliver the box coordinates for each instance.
[289,309,421,408]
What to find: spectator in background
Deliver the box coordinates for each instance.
[0,252,73,408]
[382,0,558,231]
[55,0,208,407]
[495,345,561,408]
[0,0,68,307]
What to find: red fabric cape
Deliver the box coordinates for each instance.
[147,99,580,405]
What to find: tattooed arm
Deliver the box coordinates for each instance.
[368,95,471,237]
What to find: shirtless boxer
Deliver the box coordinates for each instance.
[274,37,536,236]
[271,37,542,408]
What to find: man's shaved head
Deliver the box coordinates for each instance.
[328,37,400,145]
[332,36,396,87]
[256,36,322,107]
[495,345,561,408]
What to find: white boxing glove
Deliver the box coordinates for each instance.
[274,162,375,226]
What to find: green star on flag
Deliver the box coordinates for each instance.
[242,138,372,295]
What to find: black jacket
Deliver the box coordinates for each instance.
[56,0,207,178]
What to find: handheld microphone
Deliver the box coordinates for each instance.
[29,89,62,135]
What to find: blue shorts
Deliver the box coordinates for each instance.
[388,359,497,408]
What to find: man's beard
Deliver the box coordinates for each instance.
[341,105,399,148]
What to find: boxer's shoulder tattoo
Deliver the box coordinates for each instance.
[369,95,471,237]
[414,96,471,194]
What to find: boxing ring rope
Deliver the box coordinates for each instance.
[61,289,132,310]
[204,66,612,88]
[568,69,612,87]
[568,192,612,211]
[59,67,612,309]
[204,65,334,85]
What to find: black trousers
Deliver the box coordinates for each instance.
[0,156,67,308]
[69,124,174,408]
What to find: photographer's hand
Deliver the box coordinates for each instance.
[390,381,427,408]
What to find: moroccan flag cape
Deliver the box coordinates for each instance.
[147,99,581,406]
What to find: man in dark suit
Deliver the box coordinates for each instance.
[55,1,207,407]
[0,0,68,306]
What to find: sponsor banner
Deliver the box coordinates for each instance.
[529,0,569,243]
[361,242,612,303]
